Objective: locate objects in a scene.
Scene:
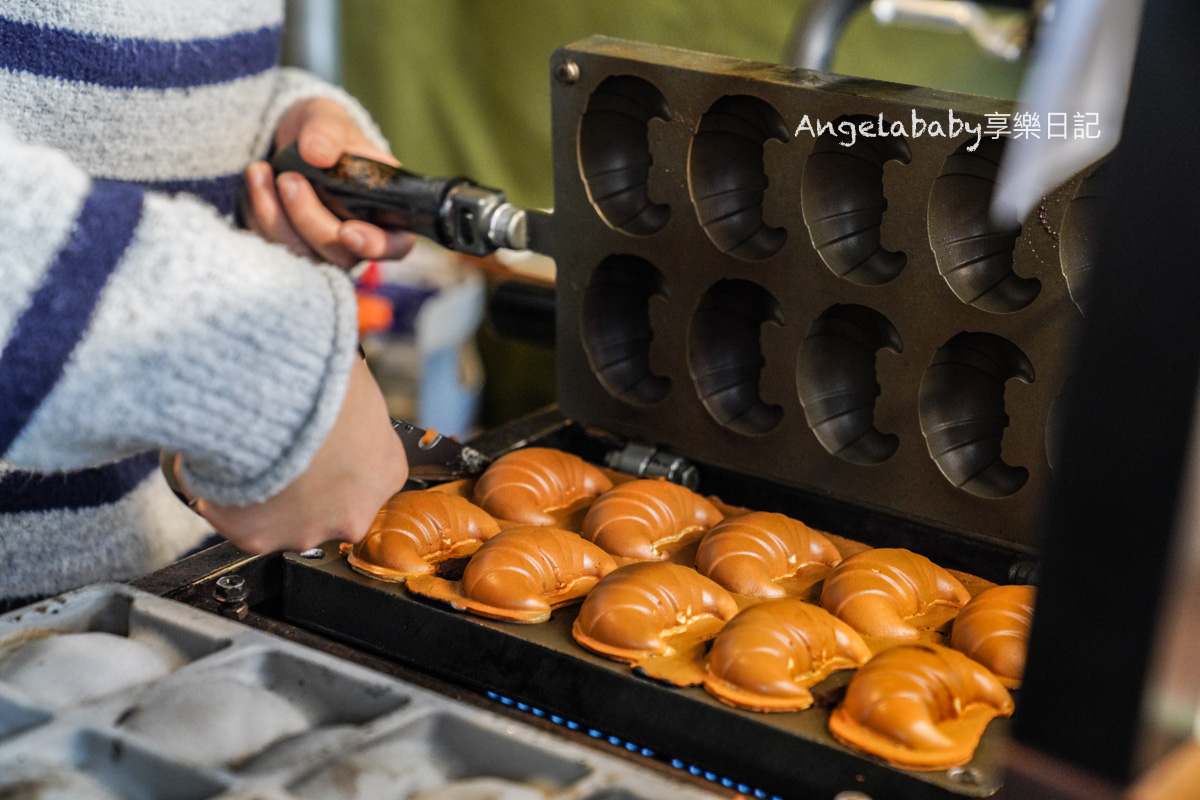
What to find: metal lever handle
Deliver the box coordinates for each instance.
[871,0,1029,61]
[268,144,528,255]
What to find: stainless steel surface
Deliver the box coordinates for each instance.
[872,0,1029,61]
[0,584,734,800]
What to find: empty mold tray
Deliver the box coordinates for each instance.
[550,37,1093,550]
[0,584,729,800]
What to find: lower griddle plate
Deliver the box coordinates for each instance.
[281,550,1008,800]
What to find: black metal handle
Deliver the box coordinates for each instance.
[269,143,461,242]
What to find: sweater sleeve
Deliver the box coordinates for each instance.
[0,122,359,507]
[253,66,391,159]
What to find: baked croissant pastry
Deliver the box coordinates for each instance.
[820,548,970,639]
[695,511,841,597]
[704,599,870,711]
[343,491,500,581]
[950,584,1035,688]
[572,562,738,661]
[829,644,1014,770]
[407,526,616,623]
[580,479,723,560]
[471,448,612,525]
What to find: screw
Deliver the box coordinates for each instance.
[947,766,982,786]
[299,548,325,560]
[213,574,249,620]
[555,60,580,85]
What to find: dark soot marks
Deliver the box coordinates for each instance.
[688,95,788,260]
[928,138,1039,313]
[797,304,903,464]
[801,115,912,286]
[1059,162,1107,315]
[578,75,671,236]
[688,279,784,435]
[581,254,671,406]
[919,332,1035,498]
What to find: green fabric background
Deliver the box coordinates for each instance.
[340,1,1027,423]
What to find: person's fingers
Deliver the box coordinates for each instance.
[295,101,354,168]
[338,221,417,262]
[277,172,359,269]
[244,162,322,261]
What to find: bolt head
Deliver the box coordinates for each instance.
[555,60,580,85]
[213,574,248,603]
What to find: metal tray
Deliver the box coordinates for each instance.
[0,583,733,800]
[281,510,1009,800]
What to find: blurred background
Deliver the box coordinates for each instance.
[285,0,1029,436]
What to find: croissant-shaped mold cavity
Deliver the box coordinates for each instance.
[704,599,870,711]
[1059,162,1107,314]
[951,584,1036,688]
[801,115,912,285]
[820,548,970,640]
[919,332,1035,498]
[578,75,671,235]
[344,491,501,581]
[580,254,671,406]
[687,279,784,435]
[796,304,903,465]
[695,511,842,598]
[828,644,1014,770]
[572,562,739,662]
[688,95,788,260]
[580,478,724,560]
[928,138,1039,313]
[472,448,613,525]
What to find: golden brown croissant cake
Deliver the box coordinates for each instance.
[703,599,870,711]
[342,491,501,581]
[572,562,739,662]
[829,644,1014,770]
[579,479,724,560]
[695,511,842,597]
[820,548,970,639]
[471,448,613,525]
[407,526,616,623]
[950,584,1035,688]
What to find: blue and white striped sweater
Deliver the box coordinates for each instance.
[0,0,386,600]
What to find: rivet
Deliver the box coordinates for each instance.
[555,60,580,85]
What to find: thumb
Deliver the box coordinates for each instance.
[295,100,354,168]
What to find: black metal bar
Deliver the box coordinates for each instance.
[1014,0,1200,785]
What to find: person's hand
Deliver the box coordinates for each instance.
[244,97,416,269]
[183,359,408,554]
